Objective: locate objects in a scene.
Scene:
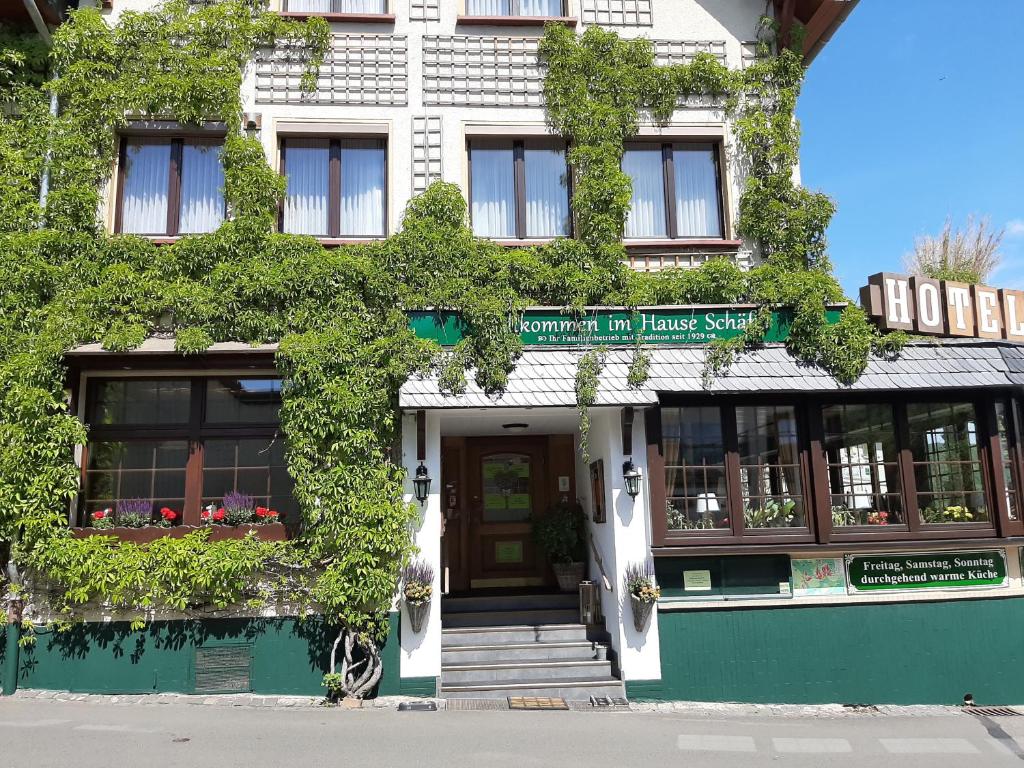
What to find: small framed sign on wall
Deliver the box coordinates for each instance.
[590,459,607,523]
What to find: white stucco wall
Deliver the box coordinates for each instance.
[400,410,443,680]
[576,407,661,682]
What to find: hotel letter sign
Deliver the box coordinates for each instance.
[861,272,1024,342]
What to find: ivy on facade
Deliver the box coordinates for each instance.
[0,2,903,697]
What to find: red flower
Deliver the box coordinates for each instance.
[255,506,268,518]
[201,508,210,519]
[212,508,225,521]
[92,510,106,520]
[160,508,177,521]
[267,509,279,519]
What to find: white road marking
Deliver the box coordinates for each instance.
[677,734,756,752]
[74,724,161,733]
[880,738,979,754]
[0,719,70,728]
[772,737,852,753]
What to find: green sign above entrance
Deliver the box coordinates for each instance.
[408,306,844,348]
[845,551,1008,593]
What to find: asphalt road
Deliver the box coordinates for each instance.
[3,697,1024,767]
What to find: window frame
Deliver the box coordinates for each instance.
[280,0,392,16]
[278,136,389,240]
[79,376,288,528]
[114,135,226,238]
[466,137,573,242]
[621,140,726,241]
[462,0,567,18]
[650,392,1015,548]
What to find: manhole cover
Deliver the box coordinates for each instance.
[508,696,569,711]
[968,706,1023,717]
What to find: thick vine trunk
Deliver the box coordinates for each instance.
[328,624,382,700]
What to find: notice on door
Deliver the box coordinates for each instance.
[682,569,713,592]
[845,550,1008,593]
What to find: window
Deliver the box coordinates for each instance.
[281,138,386,238]
[622,143,723,239]
[283,0,387,11]
[81,377,294,526]
[117,137,225,236]
[996,401,1020,522]
[736,406,806,530]
[465,0,564,16]
[663,407,728,531]
[469,139,570,240]
[908,402,988,524]
[822,403,904,527]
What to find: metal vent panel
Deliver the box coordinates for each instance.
[194,644,252,694]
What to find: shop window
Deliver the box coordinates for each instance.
[822,403,905,528]
[907,402,988,524]
[662,407,728,531]
[736,406,806,530]
[468,139,570,240]
[81,376,295,526]
[281,138,386,238]
[996,400,1020,522]
[117,137,225,236]
[622,143,723,240]
[654,555,791,599]
[465,0,564,16]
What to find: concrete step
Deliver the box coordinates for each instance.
[439,676,626,701]
[442,640,597,664]
[442,624,590,646]
[442,659,614,685]
[441,608,579,628]
[442,593,577,614]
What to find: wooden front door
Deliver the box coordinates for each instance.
[466,437,552,589]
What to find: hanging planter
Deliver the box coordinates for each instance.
[624,560,660,633]
[402,559,435,634]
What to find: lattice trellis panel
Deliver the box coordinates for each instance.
[422,36,545,107]
[653,40,728,108]
[255,34,408,105]
[581,0,653,26]
[410,0,440,21]
[411,116,443,195]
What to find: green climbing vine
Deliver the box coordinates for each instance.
[0,2,903,698]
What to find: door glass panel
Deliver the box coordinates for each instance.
[481,453,532,522]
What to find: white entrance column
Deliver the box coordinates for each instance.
[577,408,662,683]
[400,410,442,682]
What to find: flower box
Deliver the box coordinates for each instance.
[72,522,288,543]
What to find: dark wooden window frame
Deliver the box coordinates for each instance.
[622,140,726,241]
[114,135,226,237]
[467,137,573,241]
[650,391,1016,548]
[278,136,388,239]
[79,376,285,528]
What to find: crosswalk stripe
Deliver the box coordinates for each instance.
[880,738,979,754]
[677,735,756,752]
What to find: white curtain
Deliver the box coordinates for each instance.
[121,140,170,234]
[525,147,568,238]
[340,140,385,237]
[520,0,561,14]
[283,139,329,236]
[287,0,331,11]
[470,146,515,238]
[466,0,510,13]
[337,0,387,11]
[674,144,721,237]
[179,143,224,234]
[623,147,666,238]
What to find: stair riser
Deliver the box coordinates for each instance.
[442,610,579,628]
[443,661,613,685]
[439,683,626,701]
[442,594,578,613]
[443,627,589,645]
[442,645,596,664]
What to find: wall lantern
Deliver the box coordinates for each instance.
[622,460,642,499]
[414,463,432,505]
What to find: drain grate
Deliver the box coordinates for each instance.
[967,706,1023,717]
[508,696,569,711]
[446,698,509,711]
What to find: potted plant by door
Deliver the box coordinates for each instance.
[624,560,660,632]
[402,560,434,633]
[533,499,586,592]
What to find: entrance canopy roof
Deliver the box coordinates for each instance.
[400,341,1024,410]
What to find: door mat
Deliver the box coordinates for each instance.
[508,696,569,710]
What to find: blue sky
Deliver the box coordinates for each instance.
[798,0,1024,297]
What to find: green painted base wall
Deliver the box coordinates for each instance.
[643,597,1024,705]
[16,612,403,698]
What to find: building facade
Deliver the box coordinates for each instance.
[13,0,1024,707]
